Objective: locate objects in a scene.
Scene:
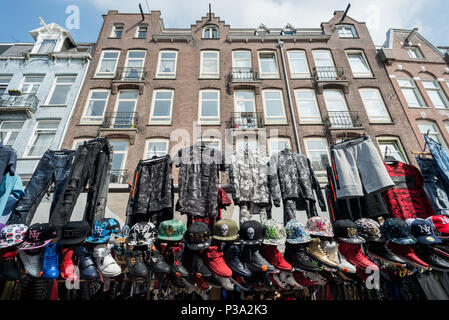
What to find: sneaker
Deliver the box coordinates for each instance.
[305,238,340,269]
[193,276,211,290]
[75,244,98,280]
[414,245,449,271]
[60,247,78,281]
[144,245,170,274]
[269,273,289,290]
[283,272,305,289]
[92,243,122,277]
[338,242,379,271]
[19,248,43,278]
[365,241,407,266]
[216,275,235,291]
[125,245,148,277]
[241,245,276,273]
[430,244,449,259]
[42,243,60,279]
[387,242,429,270]
[292,271,317,287]
[223,244,252,278]
[183,247,212,279]
[0,247,21,280]
[260,244,292,272]
[321,240,356,273]
[19,275,52,300]
[163,244,190,278]
[202,246,232,278]
[168,271,187,288]
[284,243,320,272]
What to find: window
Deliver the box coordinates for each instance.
[109,140,128,184]
[0,121,24,148]
[258,52,279,78]
[312,50,335,68]
[37,40,56,54]
[149,90,174,124]
[26,120,60,157]
[417,121,449,151]
[0,75,12,96]
[445,121,449,136]
[294,89,321,123]
[21,75,44,94]
[377,138,407,163]
[46,75,76,105]
[304,138,330,173]
[281,27,295,35]
[287,51,310,78]
[96,50,120,78]
[135,25,148,38]
[323,89,351,127]
[262,90,287,124]
[111,24,124,38]
[236,137,258,152]
[233,91,258,128]
[156,51,178,78]
[406,47,423,59]
[199,90,220,123]
[203,26,219,38]
[268,138,291,157]
[145,139,169,159]
[123,50,146,80]
[200,51,219,78]
[114,91,138,128]
[199,138,221,150]
[232,51,253,81]
[398,79,426,108]
[359,88,391,123]
[337,25,357,38]
[422,80,449,109]
[82,90,110,123]
[346,51,372,77]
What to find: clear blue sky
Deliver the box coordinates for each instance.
[0,0,448,46]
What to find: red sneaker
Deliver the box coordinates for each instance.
[60,247,77,281]
[292,271,316,287]
[387,242,429,269]
[202,246,232,278]
[338,242,378,271]
[260,244,292,272]
[193,276,211,290]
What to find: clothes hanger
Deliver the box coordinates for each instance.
[384,146,398,164]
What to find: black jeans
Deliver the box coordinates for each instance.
[7,150,75,225]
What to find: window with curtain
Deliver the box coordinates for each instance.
[157,51,178,78]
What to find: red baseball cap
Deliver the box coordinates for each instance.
[427,215,449,236]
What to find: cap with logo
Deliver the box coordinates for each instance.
[58,221,91,245]
[407,218,442,245]
[0,224,27,249]
[333,219,366,244]
[285,220,311,244]
[127,222,158,246]
[355,218,384,242]
[19,223,57,250]
[305,216,334,237]
[380,218,417,245]
[85,218,121,244]
[157,219,186,242]
[239,220,263,245]
[426,215,449,239]
[212,219,238,241]
[262,219,286,246]
[185,222,211,250]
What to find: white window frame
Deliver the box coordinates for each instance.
[303,137,331,174]
[294,89,322,124]
[377,137,408,163]
[235,137,259,152]
[123,50,147,80]
[232,50,252,69]
[312,50,336,68]
[135,24,148,39]
[268,137,291,157]
[155,50,178,78]
[203,26,219,39]
[417,120,449,151]
[444,121,449,136]
[25,120,60,158]
[398,78,427,108]
[287,50,310,78]
[0,75,12,96]
[45,75,77,106]
[0,121,24,148]
[346,50,373,78]
[200,51,220,78]
[149,89,174,125]
[72,138,89,150]
[95,50,121,78]
[262,89,287,124]
[109,140,129,184]
[144,139,169,159]
[110,24,124,38]
[258,51,280,79]
[198,89,220,124]
[359,88,392,123]
[19,75,45,95]
[323,89,352,127]
[80,89,110,124]
[337,25,357,38]
[112,90,139,128]
[406,47,423,59]
[37,39,57,54]
[422,80,449,109]
[197,138,221,151]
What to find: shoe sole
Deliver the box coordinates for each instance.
[432,247,449,259]
[397,257,429,270]
[366,251,407,267]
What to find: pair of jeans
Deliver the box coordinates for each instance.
[425,135,449,189]
[7,150,75,226]
[50,137,112,233]
[416,157,449,215]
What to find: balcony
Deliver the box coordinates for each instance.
[101,112,138,130]
[0,93,38,117]
[226,68,260,95]
[110,169,130,185]
[324,111,362,128]
[312,67,348,94]
[226,112,264,129]
[114,67,147,81]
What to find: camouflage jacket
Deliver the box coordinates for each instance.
[268,149,326,211]
[173,143,225,217]
[229,150,271,204]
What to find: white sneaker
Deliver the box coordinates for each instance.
[19,249,43,278]
[216,275,234,291]
[322,240,356,273]
[92,244,121,277]
[282,271,305,290]
[338,251,357,273]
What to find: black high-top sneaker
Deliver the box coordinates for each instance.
[144,245,170,274]
[125,245,148,277]
[240,245,276,273]
[0,247,20,281]
[162,244,189,277]
[284,242,320,272]
[182,247,212,279]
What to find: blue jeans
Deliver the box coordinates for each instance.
[425,135,449,188]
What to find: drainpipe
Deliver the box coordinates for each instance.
[277,40,301,152]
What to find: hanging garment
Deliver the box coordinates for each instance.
[382,161,434,220]
[436,271,449,296]
[416,157,449,216]
[424,135,449,189]
[173,143,225,217]
[187,187,231,229]
[0,173,24,224]
[0,142,17,187]
[217,187,231,219]
[415,272,449,300]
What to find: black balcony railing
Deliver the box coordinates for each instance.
[227,112,264,129]
[110,169,130,184]
[102,112,138,129]
[313,66,346,81]
[114,67,147,81]
[228,68,259,82]
[0,93,39,111]
[324,111,362,128]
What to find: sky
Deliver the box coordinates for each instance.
[0,0,448,46]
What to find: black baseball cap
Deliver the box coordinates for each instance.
[58,221,92,245]
[333,219,366,244]
[185,222,211,250]
[239,220,263,245]
[19,223,57,250]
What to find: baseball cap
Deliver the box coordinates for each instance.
[185,222,211,250]
[157,219,186,242]
[407,218,442,245]
[305,216,334,237]
[262,219,286,246]
[127,222,158,246]
[0,224,27,249]
[212,219,238,241]
[57,221,91,245]
[355,218,385,242]
[333,219,366,244]
[239,220,263,245]
[380,218,417,245]
[285,220,311,244]
[19,223,57,250]
[86,218,121,244]
[426,215,449,238]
